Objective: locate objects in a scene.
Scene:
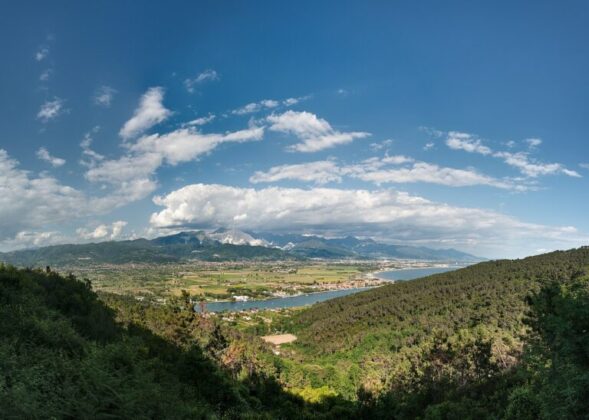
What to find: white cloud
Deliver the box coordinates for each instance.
[250,160,342,184]
[184,69,219,93]
[283,97,303,106]
[233,100,278,115]
[39,69,52,82]
[351,162,525,190]
[111,220,127,238]
[369,139,394,152]
[37,98,65,122]
[525,138,542,149]
[445,131,581,179]
[79,127,105,166]
[119,87,171,140]
[93,86,117,107]
[86,122,264,206]
[0,149,157,247]
[580,163,589,170]
[35,46,49,61]
[129,126,264,166]
[0,230,67,251]
[249,155,527,190]
[0,149,86,239]
[36,147,66,167]
[380,155,414,165]
[232,96,307,115]
[184,114,215,127]
[76,220,127,240]
[267,110,370,152]
[423,142,435,151]
[446,131,492,155]
[0,107,262,247]
[150,183,586,257]
[494,151,581,178]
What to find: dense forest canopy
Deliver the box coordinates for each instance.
[0,264,334,418]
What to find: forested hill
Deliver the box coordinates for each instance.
[0,265,328,418]
[291,247,589,354]
[276,246,589,418]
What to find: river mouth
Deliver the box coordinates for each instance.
[195,265,464,313]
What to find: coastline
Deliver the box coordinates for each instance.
[367,262,467,281]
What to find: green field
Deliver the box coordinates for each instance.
[67,262,381,302]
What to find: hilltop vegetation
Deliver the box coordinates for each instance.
[274,247,589,417]
[0,265,334,418]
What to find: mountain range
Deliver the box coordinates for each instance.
[0,229,482,266]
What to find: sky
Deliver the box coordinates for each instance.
[1,1,588,258]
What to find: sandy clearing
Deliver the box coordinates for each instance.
[261,334,297,345]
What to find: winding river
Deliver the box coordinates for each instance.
[195,265,464,313]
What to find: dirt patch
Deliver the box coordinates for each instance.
[261,334,297,345]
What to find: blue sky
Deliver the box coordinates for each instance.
[1,1,588,258]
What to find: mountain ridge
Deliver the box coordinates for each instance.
[0,229,483,266]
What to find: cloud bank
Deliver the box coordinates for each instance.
[150,183,586,257]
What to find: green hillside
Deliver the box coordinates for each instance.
[275,247,589,417]
[0,265,328,419]
[0,237,288,266]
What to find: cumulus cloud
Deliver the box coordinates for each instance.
[119,87,171,140]
[0,149,86,239]
[76,220,127,240]
[36,147,66,167]
[184,69,219,93]
[267,110,370,152]
[87,121,264,205]
[150,183,586,256]
[37,98,65,122]
[0,230,67,251]
[81,88,265,212]
[93,85,117,107]
[445,131,581,178]
[0,149,153,246]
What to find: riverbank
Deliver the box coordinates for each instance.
[198,265,466,313]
